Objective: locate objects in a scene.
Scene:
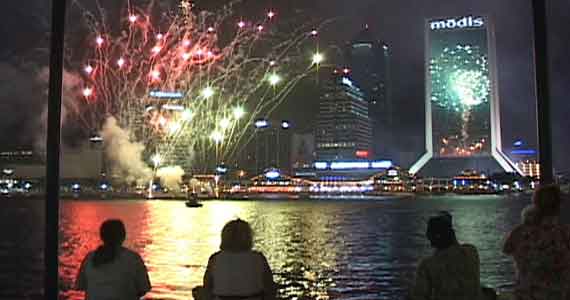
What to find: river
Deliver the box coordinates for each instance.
[3,194,568,300]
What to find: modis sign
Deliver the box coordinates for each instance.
[429,16,484,31]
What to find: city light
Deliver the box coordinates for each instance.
[161,104,185,111]
[314,162,328,169]
[310,30,318,36]
[238,21,246,28]
[84,65,94,74]
[201,86,215,98]
[312,52,324,65]
[267,11,276,19]
[268,73,281,86]
[96,36,104,46]
[330,162,370,170]
[149,91,184,99]
[233,106,246,119]
[281,121,290,129]
[128,14,138,23]
[371,161,393,169]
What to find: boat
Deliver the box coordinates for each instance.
[185,193,203,208]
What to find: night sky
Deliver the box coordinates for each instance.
[0,0,568,171]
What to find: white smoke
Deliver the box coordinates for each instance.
[99,117,152,184]
[35,67,83,154]
[156,166,185,192]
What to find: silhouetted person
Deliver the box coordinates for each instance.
[199,219,276,300]
[503,184,570,300]
[75,219,151,300]
[409,211,481,300]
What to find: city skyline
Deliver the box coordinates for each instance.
[0,0,569,173]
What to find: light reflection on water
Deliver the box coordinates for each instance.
[53,195,557,300]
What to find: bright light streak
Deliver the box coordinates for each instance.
[257,25,264,32]
[267,11,276,19]
[117,58,125,68]
[182,109,194,121]
[232,106,245,119]
[330,162,370,170]
[219,118,231,130]
[268,73,281,86]
[128,15,138,23]
[84,65,94,74]
[150,70,161,80]
[310,30,318,36]
[314,162,328,169]
[201,86,215,98]
[156,33,164,40]
[83,87,93,97]
[151,46,162,54]
[312,52,324,65]
[151,154,162,167]
[210,131,224,143]
[238,21,246,28]
[96,36,104,46]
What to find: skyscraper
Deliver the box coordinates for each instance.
[410,15,519,177]
[347,26,392,160]
[315,73,372,161]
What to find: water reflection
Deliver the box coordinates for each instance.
[57,196,543,299]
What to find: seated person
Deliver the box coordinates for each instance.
[199,219,276,300]
[409,211,481,300]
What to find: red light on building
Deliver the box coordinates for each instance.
[356,150,369,158]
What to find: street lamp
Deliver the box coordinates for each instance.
[201,86,215,98]
[268,73,281,86]
[312,52,324,65]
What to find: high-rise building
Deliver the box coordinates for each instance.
[411,15,519,177]
[347,26,392,160]
[239,119,292,175]
[315,74,372,161]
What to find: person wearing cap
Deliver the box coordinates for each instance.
[409,211,482,300]
[503,184,570,300]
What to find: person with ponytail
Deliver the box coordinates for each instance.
[409,211,482,300]
[75,219,151,300]
[503,184,570,300]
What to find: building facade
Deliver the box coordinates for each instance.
[347,26,393,160]
[410,15,519,177]
[315,74,372,161]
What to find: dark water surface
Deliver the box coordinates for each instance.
[4,194,569,300]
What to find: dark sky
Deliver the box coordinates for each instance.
[0,0,568,171]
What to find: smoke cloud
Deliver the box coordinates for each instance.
[156,166,185,192]
[99,117,152,184]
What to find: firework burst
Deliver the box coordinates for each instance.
[70,0,323,179]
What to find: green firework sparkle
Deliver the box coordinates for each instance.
[430,44,491,111]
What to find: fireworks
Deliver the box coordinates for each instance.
[430,44,490,112]
[71,0,322,179]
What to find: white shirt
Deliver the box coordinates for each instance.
[76,247,151,300]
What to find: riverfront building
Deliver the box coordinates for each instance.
[315,74,372,162]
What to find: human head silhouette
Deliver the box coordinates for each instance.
[100,219,126,247]
[426,211,457,250]
[220,219,253,252]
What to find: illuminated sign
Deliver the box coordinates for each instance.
[387,170,398,177]
[330,162,369,170]
[254,119,269,128]
[149,91,184,99]
[371,161,392,169]
[314,162,328,169]
[355,150,369,158]
[511,149,536,155]
[430,16,484,31]
[265,171,280,179]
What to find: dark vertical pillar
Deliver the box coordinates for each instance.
[532,0,554,184]
[45,0,67,299]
